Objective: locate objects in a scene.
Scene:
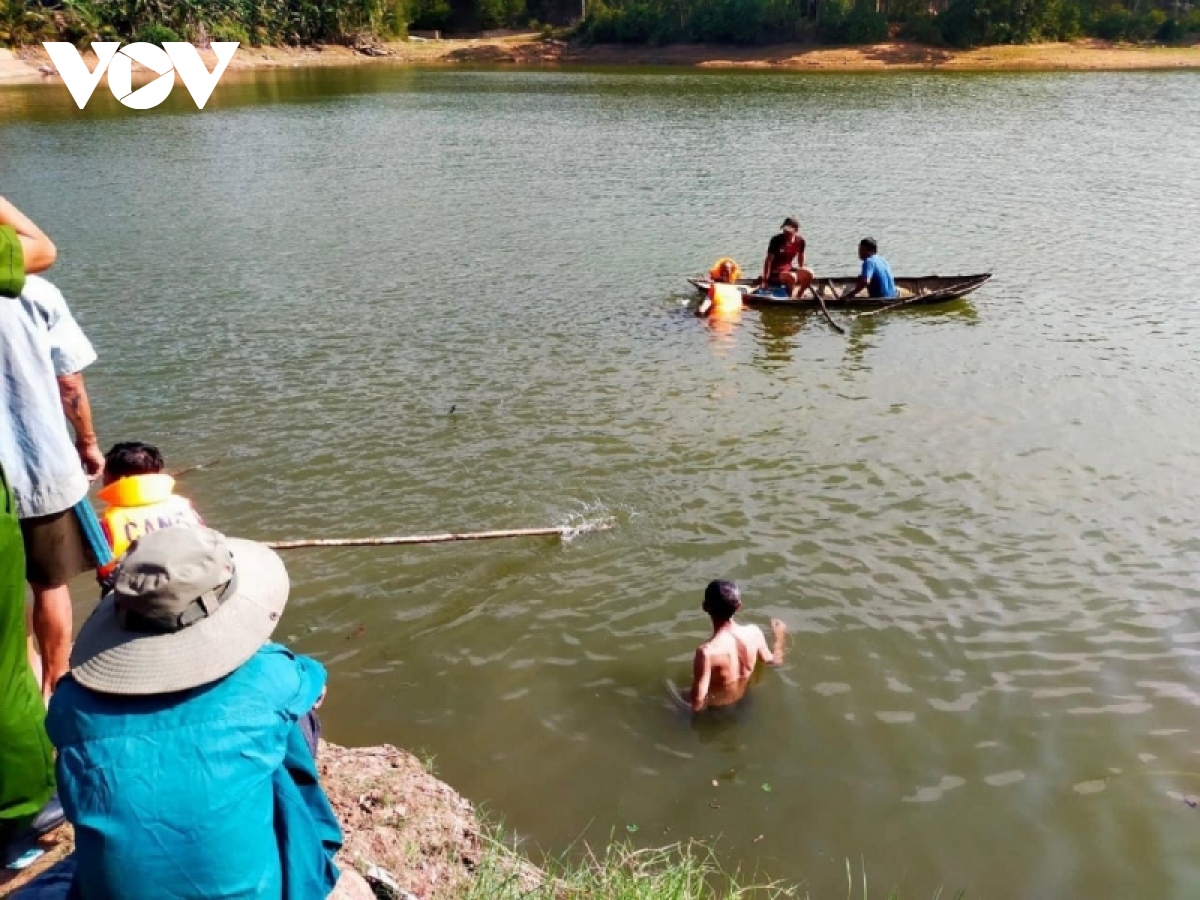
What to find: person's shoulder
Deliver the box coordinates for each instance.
[732,621,767,646]
[767,233,784,249]
[237,642,327,715]
[241,642,321,679]
[20,274,67,313]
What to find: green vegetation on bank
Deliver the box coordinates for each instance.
[577,0,1200,48]
[464,837,966,899]
[3,0,1198,61]
[0,0,565,45]
[0,0,408,47]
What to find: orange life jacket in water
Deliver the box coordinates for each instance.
[706,282,743,314]
[708,258,742,284]
[97,474,204,576]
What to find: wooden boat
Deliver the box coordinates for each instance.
[689,273,991,310]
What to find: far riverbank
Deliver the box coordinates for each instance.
[3,37,1200,86]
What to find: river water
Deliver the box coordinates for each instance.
[4,65,1200,897]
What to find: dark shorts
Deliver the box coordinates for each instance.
[299,711,322,759]
[19,508,95,587]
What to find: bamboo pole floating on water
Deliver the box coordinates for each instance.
[170,459,222,478]
[852,290,927,320]
[266,523,613,550]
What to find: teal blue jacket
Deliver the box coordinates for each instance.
[46,644,341,899]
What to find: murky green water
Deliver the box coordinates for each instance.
[5,65,1200,897]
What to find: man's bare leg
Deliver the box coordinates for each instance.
[30,582,72,701]
[25,601,43,689]
[796,269,815,300]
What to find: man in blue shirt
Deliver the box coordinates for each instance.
[841,237,897,301]
[44,527,370,899]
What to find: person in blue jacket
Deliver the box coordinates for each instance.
[840,237,897,301]
[43,527,371,900]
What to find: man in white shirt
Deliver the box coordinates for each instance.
[0,198,104,699]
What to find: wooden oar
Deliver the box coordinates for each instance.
[267,523,613,550]
[812,280,846,334]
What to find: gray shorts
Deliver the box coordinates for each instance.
[18,507,95,587]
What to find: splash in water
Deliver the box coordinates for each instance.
[557,504,618,543]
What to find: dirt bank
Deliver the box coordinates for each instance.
[3,36,1199,86]
[436,34,1200,69]
[0,743,536,899]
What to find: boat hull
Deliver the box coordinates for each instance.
[689,273,991,310]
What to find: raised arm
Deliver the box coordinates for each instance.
[0,197,56,273]
[765,618,788,665]
[57,373,104,481]
[689,648,712,713]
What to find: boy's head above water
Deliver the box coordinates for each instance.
[703,580,742,624]
[103,441,165,486]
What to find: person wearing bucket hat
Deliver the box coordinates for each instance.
[0,197,107,701]
[44,527,355,900]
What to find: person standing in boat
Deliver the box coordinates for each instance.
[759,217,814,300]
[839,237,897,301]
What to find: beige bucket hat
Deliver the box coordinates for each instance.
[70,527,289,695]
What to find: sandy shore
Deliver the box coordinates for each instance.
[3,37,1199,86]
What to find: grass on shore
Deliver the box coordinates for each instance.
[460,836,965,899]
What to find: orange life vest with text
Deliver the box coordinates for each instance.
[97,474,204,576]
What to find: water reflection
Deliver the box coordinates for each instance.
[0,65,426,122]
[752,307,807,368]
[842,312,880,373]
[704,304,743,351]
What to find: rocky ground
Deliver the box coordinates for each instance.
[0,743,538,900]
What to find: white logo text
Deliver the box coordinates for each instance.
[42,42,239,110]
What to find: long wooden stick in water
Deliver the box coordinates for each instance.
[852,290,925,320]
[813,281,846,334]
[267,525,604,550]
[170,459,222,478]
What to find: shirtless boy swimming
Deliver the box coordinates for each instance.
[690,580,788,712]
